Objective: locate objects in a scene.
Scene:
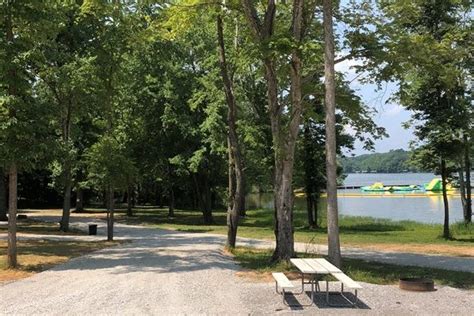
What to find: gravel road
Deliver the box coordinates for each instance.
[1,221,473,315]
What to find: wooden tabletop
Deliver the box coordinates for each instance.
[290,258,341,275]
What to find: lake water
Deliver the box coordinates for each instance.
[246,173,471,224]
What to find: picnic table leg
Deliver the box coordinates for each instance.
[326,280,330,305]
[325,280,359,308]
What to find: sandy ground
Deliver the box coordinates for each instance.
[1,222,473,315]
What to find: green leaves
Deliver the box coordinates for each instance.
[85,135,137,190]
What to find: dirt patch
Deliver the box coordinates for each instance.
[0,270,34,283]
[0,239,121,283]
[22,209,107,219]
[235,270,302,282]
[354,243,474,257]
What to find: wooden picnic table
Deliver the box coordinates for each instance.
[290,258,360,307]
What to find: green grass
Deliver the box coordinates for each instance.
[114,207,474,250]
[231,247,474,290]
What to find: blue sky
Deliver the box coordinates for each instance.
[335,58,416,156]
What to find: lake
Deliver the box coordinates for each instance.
[246,173,471,224]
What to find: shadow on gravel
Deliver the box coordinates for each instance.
[311,291,370,310]
[280,290,370,311]
[50,229,239,275]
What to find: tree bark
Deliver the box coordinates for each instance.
[441,159,450,239]
[107,187,114,241]
[323,0,342,267]
[464,134,472,223]
[306,194,315,228]
[239,173,246,217]
[76,186,84,212]
[59,100,73,231]
[127,185,133,216]
[168,185,175,218]
[458,167,468,221]
[60,170,72,232]
[0,169,7,221]
[202,174,214,224]
[303,123,315,228]
[216,13,244,248]
[8,163,18,268]
[5,3,18,268]
[313,196,319,228]
[194,173,214,224]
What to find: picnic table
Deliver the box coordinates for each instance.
[289,258,361,307]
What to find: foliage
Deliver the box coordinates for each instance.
[341,149,422,173]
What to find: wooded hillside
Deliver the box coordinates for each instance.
[341,149,421,173]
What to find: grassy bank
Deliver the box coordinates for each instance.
[114,207,473,256]
[230,247,474,290]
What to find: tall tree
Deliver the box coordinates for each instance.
[37,3,98,232]
[0,1,52,268]
[240,0,307,261]
[216,11,244,248]
[323,0,342,267]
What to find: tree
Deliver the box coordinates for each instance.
[343,0,472,227]
[0,1,52,268]
[239,0,307,262]
[322,0,342,267]
[216,10,244,248]
[37,3,98,231]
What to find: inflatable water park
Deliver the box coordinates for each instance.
[360,178,454,193]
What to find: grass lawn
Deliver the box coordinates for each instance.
[112,207,474,256]
[0,219,83,236]
[230,247,474,290]
[0,239,121,283]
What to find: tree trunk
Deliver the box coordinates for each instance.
[107,187,114,241]
[240,0,305,261]
[458,167,468,221]
[193,173,214,224]
[216,13,244,249]
[76,186,84,212]
[127,185,133,216]
[464,134,472,223]
[0,169,7,221]
[271,0,304,262]
[313,196,319,228]
[202,174,214,224]
[441,159,450,239]
[60,170,73,232]
[239,171,246,217]
[168,185,175,218]
[306,194,315,228]
[7,163,18,268]
[323,0,342,267]
[303,123,315,228]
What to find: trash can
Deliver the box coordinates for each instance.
[88,224,98,235]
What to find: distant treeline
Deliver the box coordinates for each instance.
[341,149,423,173]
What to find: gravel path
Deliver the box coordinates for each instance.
[1,220,474,315]
[8,212,474,273]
